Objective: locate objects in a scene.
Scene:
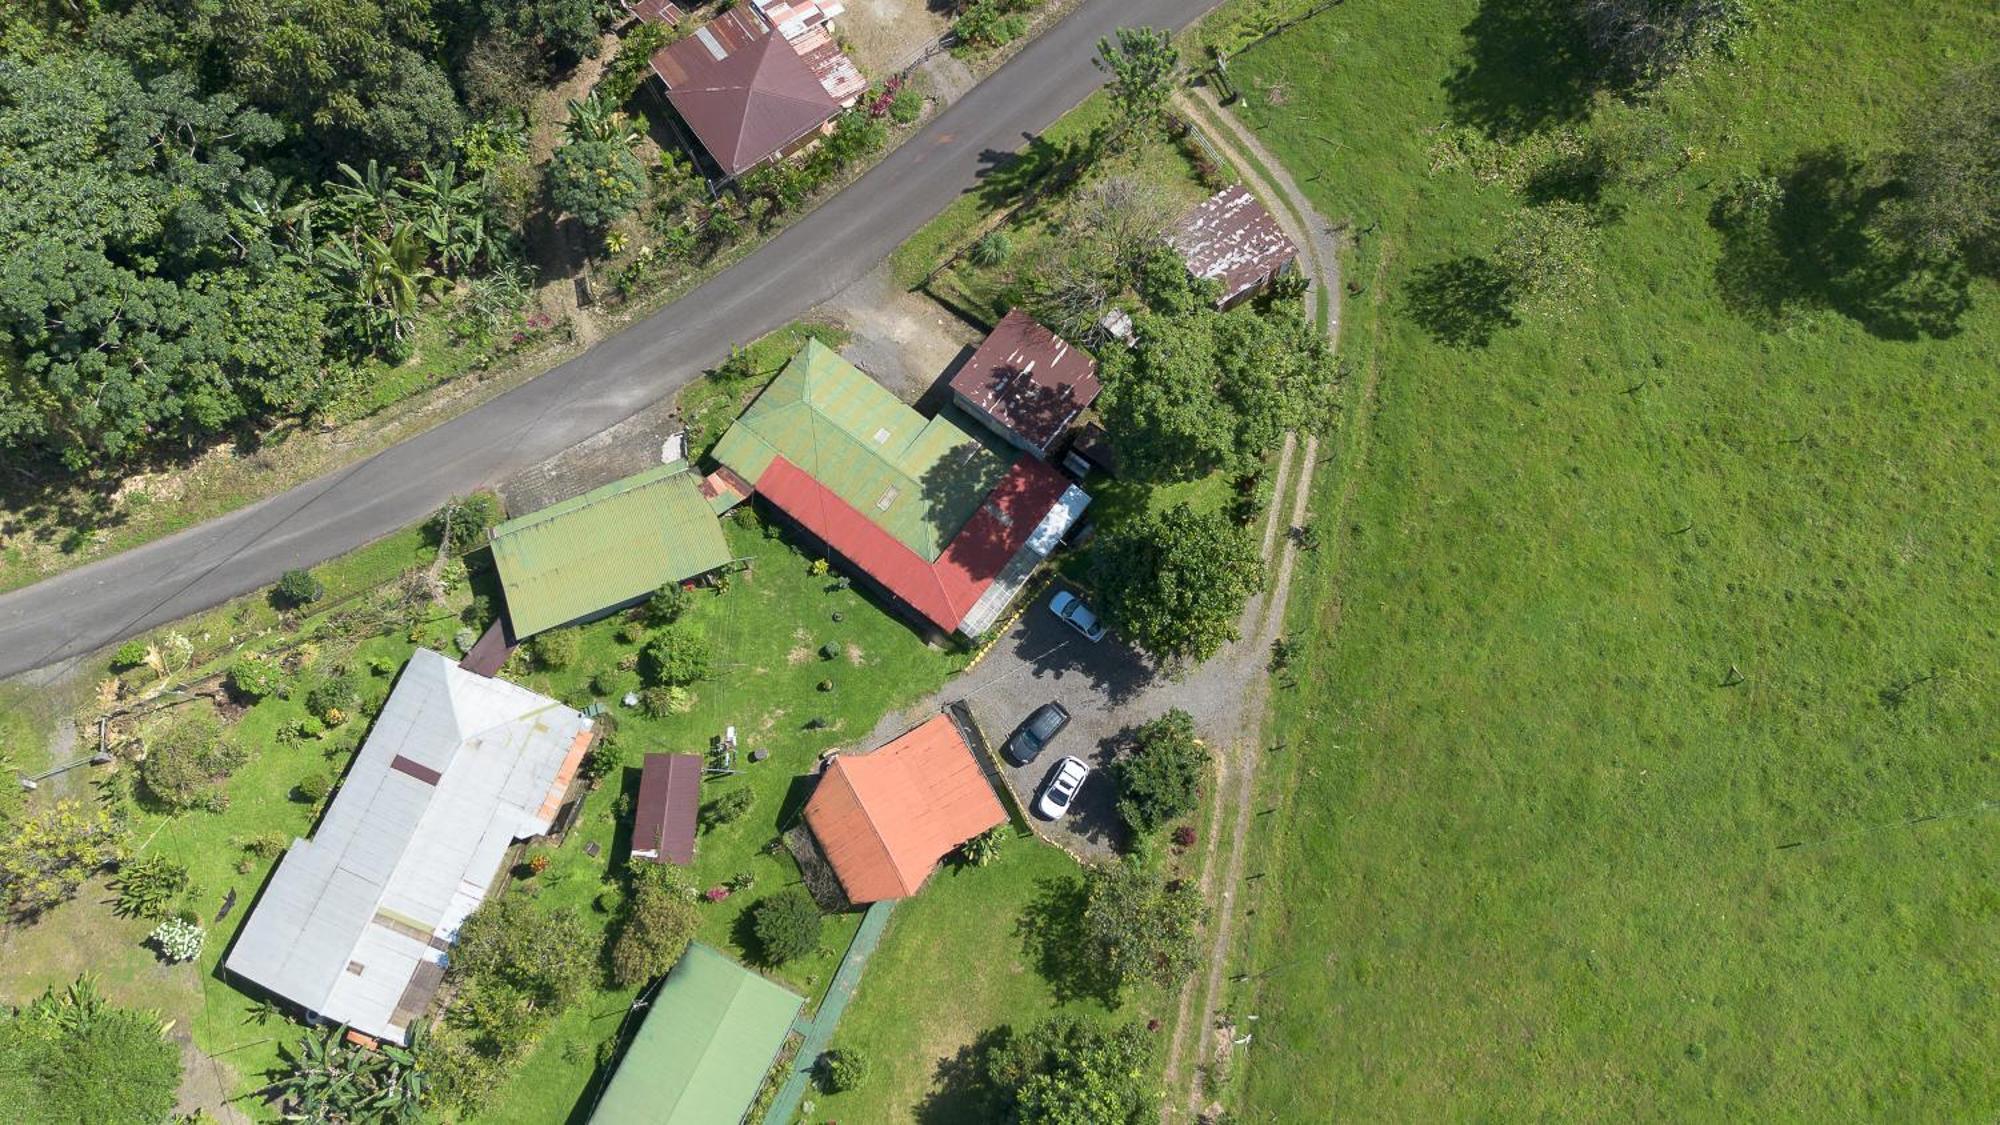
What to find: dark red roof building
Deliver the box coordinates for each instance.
[650,7,841,179]
[631,753,702,865]
[949,309,1102,455]
[1170,185,1301,309]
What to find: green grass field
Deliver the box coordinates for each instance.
[1219,0,2000,1118]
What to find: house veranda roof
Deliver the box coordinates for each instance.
[802,714,1007,902]
[590,943,803,1125]
[487,461,732,638]
[224,650,593,1044]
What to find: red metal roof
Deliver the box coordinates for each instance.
[1171,185,1300,307]
[651,7,840,177]
[632,753,702,865]
[753,453,1069,633]
[803,715,1007,902]
[950,309,1101,452]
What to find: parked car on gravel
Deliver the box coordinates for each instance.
[1049,590,1107,642]
[1004,701,1071,765]
[1036,756,1091,819]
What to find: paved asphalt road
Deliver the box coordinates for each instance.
[0,0,1219,680]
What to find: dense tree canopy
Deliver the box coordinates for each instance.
[0,977,182,1124]
[1115,708,1209,836]
[1091,502,1264,667]
[978,1015,1157,1125]
[1079,858,1204,994]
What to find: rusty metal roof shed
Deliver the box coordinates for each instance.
[1169,184,1300,307]
[950,309,1102,454]
[631,753,702,865]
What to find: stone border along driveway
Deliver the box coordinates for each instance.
[1157,84,1354,1122]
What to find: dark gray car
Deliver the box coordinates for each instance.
[1004,702,1071,765]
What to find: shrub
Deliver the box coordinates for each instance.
[819,1047,871,1093]
[593,667,641,698]
[1171,824,1198,849]
[234,832,290,859]
[225,654,285,702]
[111,640,149,670]
[701,786,755,830]
[608,876,700,986]
[149,918,205,963]
[643,625,711,686]
[296,770,334,803]
[273,568,324,609]
[954,2,1028,49]
[1116,709,1211,836]
[304,675,359,723]
[550,137,647,229]
[960,826,1004,867]
[580,737,622,781]
[531,628,581,670]
[971,229,1013,267]
[639,685,695,717]
[645,583,693,626]
[751,889,823,965]
[139,713,238,812]
[112,855,191,920]
[427,493,505,557]
[889,86,922,125]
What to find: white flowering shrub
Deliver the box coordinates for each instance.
[150,918,205,963]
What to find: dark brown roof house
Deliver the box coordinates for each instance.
[650,6,842,181]
[949,309,1102,456]
[1169,184,1301,309]
[631,753,702,865]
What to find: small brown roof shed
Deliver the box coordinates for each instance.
[803,715,1007,903]
[1170,185,1300,308]
[651,7,840,178]
[632,753,703,865]
[949,309,1102,454]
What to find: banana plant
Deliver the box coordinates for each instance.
[562,93,642,146]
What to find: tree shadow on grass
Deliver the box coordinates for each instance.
[1710,147,1973,340]
[913,1026,1009,1125]
[1014,875,1119,1006]
[1404,256,1519,347]
[1443,0,1601,140]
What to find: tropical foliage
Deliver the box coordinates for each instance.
[0,977,182,1124]
[976,1015,1157,1125]
[751,889,824,965]
[0,799,126,919]
[1115,709,1209,836]
[1079,858,1204,993]
[266,1021,426,1123]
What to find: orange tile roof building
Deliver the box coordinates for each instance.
[802,714,1007,903]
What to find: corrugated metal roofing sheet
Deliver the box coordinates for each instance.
[590,943,803,1125]
[650,7,841,177]
[712,340,1008,560]
[631,754,702,865]
[1170,184,1300,306]
[803,715,1007,903]
[950,309,1102,453]
[225,651,592,1043]
[488,461,733,638]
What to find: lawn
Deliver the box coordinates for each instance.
[1215,0,2000,1119]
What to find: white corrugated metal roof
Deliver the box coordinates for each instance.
[225,649,591,1043]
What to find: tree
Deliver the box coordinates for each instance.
[1094,27,1180,141]
[0,977,182,1124]
[1092,504,1263,667]
[1096,304,1331,483]
[265,1021,425,1123]
[751,889,823,965]
[501,0,608,66]
[1116,709,1209,836]
[818,1047,871,1093]
[274,568,325,608]
[530,627,580,669]
[1493,201,1598,317]
[1883,62,2000,263]
[644,582,694,626]
[643,625,712,687]
[227,653,286,701]
[449,897,594,1011]
[1573,0,1747,90]
[139,711,246,812]
[978,1015,1157,1125]
[1079,859,1204,994]
[608,868,699,986]
[549,137,647,229]
[427,492,505,556]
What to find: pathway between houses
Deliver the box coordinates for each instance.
[765,898,897,1123]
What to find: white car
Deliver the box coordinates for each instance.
[1048,590,1106,642]
[1036,756,1091,819]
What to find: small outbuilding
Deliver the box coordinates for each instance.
[802,714,1007,904]
[487,461,732,639]
[1170,184,1301,309]
[589,943,804,1125]
[949,309,1102,457]
[630,753,702,866]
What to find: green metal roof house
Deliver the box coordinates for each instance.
[711,339,1011,560]
[590,943,803,1125]
[488,462,733,638]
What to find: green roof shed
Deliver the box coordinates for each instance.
[711,339,1011,560]
[590,943,803,1125]
[488,462,733,638]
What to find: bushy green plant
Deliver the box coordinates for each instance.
[888,86,922,125]
[149,918,205,963]
[819,1047,871,1092]
[960,826,1005,867]
[0,978,181,1122]
[593,667,641,697]
[112,855,191,920]
[267,1021,425,1123]
[608,875,700,986]
[531,628,581,669]
[639,685,695,718]
[750,889,823,965]
[296,770,335,803]
[643,625,711,686]
[138,712,242,813]
[971,229,1013,267]
[226,654,285,702]
[580,736,622,781]
[304,675,360,723]
[701,786,755,830]
[111,639,150,670]
[645,582,694,625]
[449,897,594,1011]
[273,568,325,609]
[550,137,647,229]
[427,493,505,556]
[1116,709,1211,836]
